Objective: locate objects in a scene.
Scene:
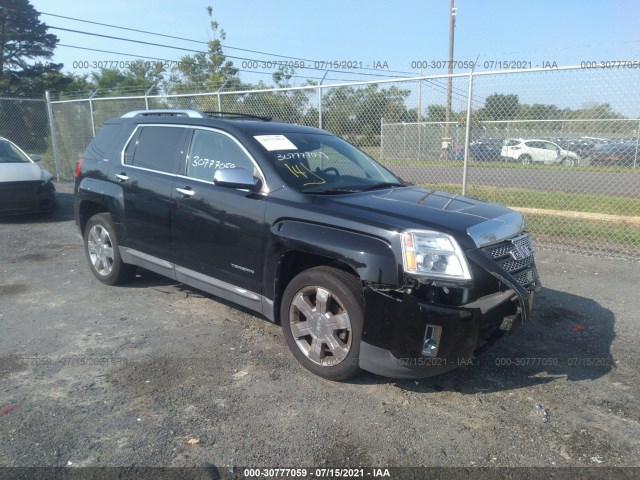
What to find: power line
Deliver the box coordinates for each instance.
[57,44,360,84]
[49,25,412,80]
[41,14,418,77]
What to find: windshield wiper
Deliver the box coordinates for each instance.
[359,182,405,191]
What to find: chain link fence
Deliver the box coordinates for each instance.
[0,96,55,174]
[2,65,638,257]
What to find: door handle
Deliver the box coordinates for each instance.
[115,173,129,182]
[176,187,195,197]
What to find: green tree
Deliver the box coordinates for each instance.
[90,60,166,95]
[0,0,70,95]
[168,5,240,95]
[426,104,447,122]
[479,93,520,121]
[323,84,411,146]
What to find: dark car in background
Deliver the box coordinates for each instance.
[589,141,638,166]
[552,138,601,158]
[0,136,57,215]
[468,138,504,161]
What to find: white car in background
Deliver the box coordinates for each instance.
[0,136,57,215]
[501,138,580,166]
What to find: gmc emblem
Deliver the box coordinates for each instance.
[510,243,534,261]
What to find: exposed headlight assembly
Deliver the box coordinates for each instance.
[401,230,472,281]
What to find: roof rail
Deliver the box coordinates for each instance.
[202,111,272,121]
[120,109,207,118]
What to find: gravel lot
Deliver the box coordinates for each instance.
[1,183,639,474]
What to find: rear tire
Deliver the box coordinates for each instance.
[84,213,136,286]
[280,266,363,381]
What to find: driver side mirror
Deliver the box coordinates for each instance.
[30,154,42,162]
[213,168,261,192]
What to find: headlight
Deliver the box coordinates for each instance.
[401,230,472,281]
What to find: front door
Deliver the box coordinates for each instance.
[171,128,267,300]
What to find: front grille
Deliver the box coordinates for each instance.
[483,233,539,290]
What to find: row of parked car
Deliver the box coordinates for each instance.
[453,137,638,166]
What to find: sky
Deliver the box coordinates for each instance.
[27,0,640,115]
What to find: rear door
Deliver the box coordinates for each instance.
[117,125,188,259]
[171,127,267,299]
[525,141,547,162]
[542,141,562,163]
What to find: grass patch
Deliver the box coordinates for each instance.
[526,214,640,253]
[422,183,640,217]
[371,155,640,174]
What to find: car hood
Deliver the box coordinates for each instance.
[0,163,52,182]
[314,186,525,249]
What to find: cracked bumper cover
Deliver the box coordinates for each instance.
[358,249,539,379]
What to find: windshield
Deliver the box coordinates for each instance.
[254,132,402,193]
[0,140,31,164]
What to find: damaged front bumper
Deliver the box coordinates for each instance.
[358,248,540,379]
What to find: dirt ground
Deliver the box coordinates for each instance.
[0,183,638,475]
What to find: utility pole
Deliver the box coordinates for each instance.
[443,0,456,156]
[418,68,422,159]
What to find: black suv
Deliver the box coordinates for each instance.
[74,110,540,380]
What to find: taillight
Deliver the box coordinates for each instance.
[75,157,84,177]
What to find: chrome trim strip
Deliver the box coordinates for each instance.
[175,266,260,302]
[466,211,526,248]
[122,247,173,269]
[121,109,207,118]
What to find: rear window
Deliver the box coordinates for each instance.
[124,126,186,174]
[505,139,520,147]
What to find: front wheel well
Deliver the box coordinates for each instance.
[273,251,361,324]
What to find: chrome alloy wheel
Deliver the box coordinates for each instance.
[87,224,115,276]
[288,286,353,366]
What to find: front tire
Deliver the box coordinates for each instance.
[84,213,136,286]
[281,266,363,381]
[519,154,532,165]
[561,157,577,166]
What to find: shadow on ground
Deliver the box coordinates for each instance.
[356,287,615,393]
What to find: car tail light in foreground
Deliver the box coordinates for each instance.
[75,157,84,177]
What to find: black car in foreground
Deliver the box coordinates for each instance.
[74,110,540,380]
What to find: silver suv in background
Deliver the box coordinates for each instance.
[501,138,580,165]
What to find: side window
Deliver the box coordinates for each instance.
[186,129,255,182]
[544,142,558,151]
[526,141,540,149]
[124,126,185,173]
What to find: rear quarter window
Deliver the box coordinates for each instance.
[84,123,129,162]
